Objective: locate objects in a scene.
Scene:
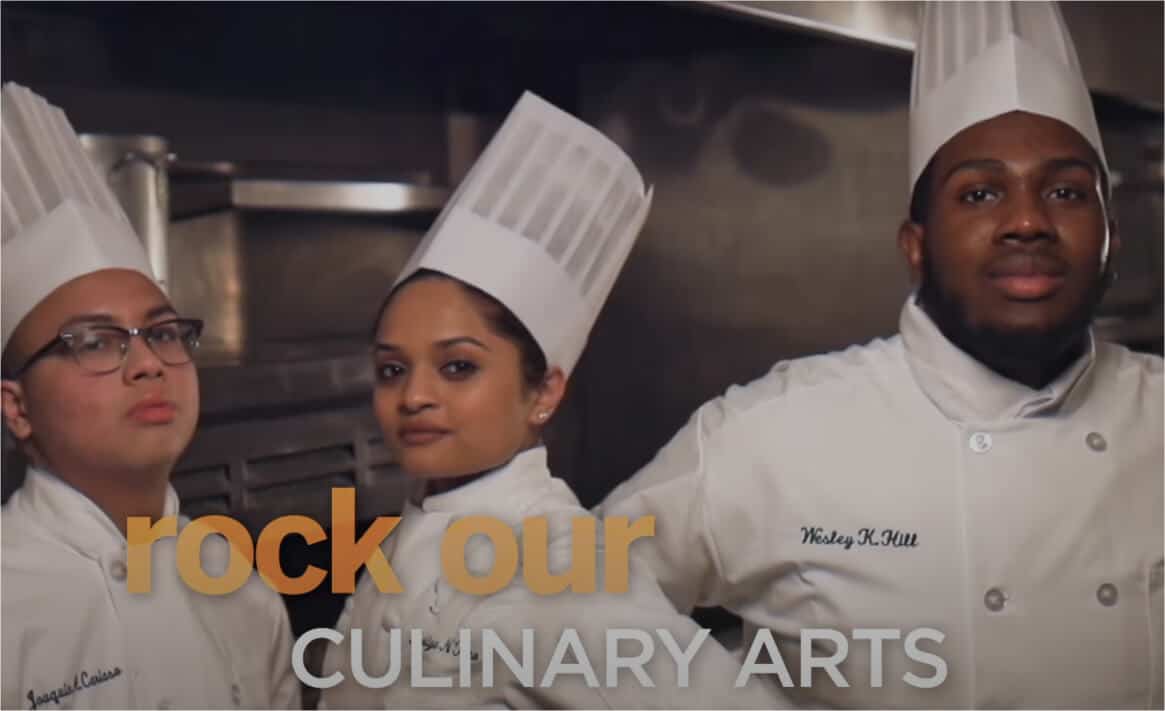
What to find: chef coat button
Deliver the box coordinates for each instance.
[230,683,242,706]
[984,587,1007,612]
[1096,582,1119,606]
[969,432,993,453]
[109,559,127,582]
[1085,432,1107,452]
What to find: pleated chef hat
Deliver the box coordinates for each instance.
[909,0,1106,193]
[395,91,653,377]
[2,82,155,353]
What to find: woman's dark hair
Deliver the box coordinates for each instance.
[375,269,549,389]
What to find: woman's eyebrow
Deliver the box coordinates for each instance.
[436,336,490,351]
[373,336,490,352]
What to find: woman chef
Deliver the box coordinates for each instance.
[320,92,780,709]
[0,84,300,710]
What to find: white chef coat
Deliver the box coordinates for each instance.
[1,468,301,710]
[599,296,1164,708]
[321,446,781,709]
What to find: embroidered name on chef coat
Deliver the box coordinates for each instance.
[378,618,483,664]
[800,526,919,550]
[26,666,123,709]
[422,634,481,663]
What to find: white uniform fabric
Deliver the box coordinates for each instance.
[600,297,1164,708]
[908,1,1107,192]
[1,469,301,710]
[322,446,781,709]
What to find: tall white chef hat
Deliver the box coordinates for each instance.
[2,82,155,355]
[909,0,1106,194]
[395,91,653,377]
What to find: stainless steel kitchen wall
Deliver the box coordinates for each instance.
[709,1,1164,109]
[555,43,917,505]
[164,211,426,529]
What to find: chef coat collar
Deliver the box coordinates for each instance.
[14,466,181,560]
[900,295,1095,422]
[419,445,553,522]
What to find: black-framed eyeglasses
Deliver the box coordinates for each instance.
[10,318,204,378]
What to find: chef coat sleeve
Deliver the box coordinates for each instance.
[597,389,753,615]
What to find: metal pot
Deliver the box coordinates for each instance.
[79,134,173,292]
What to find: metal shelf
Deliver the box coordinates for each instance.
[229,178,448,215]
[169,160,449,218]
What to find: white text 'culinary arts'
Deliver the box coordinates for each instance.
[296,626,948,690]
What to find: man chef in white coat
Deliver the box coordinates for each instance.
[0,83,301,710]
[599,2,1163,708]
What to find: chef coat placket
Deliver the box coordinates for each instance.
[903,300,1158,707]
[104,530,237,709]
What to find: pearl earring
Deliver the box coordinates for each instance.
[538,412,549,421]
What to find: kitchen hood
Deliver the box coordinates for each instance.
[699,1,1163,110]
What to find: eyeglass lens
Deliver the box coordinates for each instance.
[64,320,201,374]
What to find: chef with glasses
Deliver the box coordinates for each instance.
[1,83,300,710]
